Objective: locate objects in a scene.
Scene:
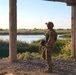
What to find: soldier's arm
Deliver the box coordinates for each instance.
[46,32,52,47]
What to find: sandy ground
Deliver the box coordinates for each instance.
[0,58,76,75]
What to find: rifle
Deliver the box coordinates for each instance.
[39,39,46,51]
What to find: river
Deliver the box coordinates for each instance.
[0,35,70,43]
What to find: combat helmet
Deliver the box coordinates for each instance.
[45,21,54,27]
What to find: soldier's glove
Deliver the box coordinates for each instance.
[42,46,46,49]
[40,39,46,46]
[42,46,47,51]
[40,39,46,50]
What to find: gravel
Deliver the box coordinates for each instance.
[0,58,76,75]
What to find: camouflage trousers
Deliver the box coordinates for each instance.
[42,46,54,69]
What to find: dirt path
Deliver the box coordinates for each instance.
[0,58,76,75]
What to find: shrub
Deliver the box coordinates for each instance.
[0,39,71,59]
[0,40,9,58]
[17,52,41,60]
[31,52,41,59]
[23,52,33,60]
[59,41,71,58]
[17,40,29,53]
[52,40,71,58]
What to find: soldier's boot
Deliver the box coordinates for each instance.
[45,67,52,73]
[45,64,53,73]
[48,64,52,70]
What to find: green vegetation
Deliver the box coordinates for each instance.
[0,28,71,60]
[0,39,71,59]
[0,28,72,60]
[53,40,71,58]
[56,29,71,34]
[0,28,71,35]
[59,34,71,38]
[0,40,9,58]
[17,52,41,60]
[0,39,40,58]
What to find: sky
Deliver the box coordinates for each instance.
[0,0,71,29]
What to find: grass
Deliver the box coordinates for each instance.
[17,52,41,60]
[0,39,72,60]
[59,34,71,38]
[2,40,72,60]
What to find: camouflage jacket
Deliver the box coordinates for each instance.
[45,29,57,48]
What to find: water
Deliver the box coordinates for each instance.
[0,35,70,43]
[0,35,44,43]
[18,35,44,43]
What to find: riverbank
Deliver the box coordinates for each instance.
[0,29,71,35]
[0,58,76,75]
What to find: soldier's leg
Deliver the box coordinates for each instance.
[42,50,46,60]
[46,50,52,70]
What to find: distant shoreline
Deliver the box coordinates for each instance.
[0,33,44,35]
[0,29,71,35]
[0,32,70,35]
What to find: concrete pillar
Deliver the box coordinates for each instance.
[71,6,76,58]
[9,0,17,62]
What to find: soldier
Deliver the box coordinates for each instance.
[42,21,57,72]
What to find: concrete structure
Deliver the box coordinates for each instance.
[45,0,76,58]
[9,0,76,62]
[71,6,76,58]
[9,0,17,62]
[45,0,76,5]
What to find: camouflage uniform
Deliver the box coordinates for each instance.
[42,29,57,70]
